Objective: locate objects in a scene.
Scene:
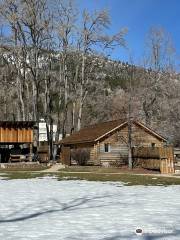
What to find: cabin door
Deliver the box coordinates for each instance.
[61,146,71,165]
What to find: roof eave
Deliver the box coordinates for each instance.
[60,140,96,145]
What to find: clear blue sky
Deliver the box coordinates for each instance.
[78,0,179,66]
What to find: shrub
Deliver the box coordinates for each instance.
[71,148,90,166]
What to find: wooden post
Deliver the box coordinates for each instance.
[93,144,96,164]
[97,141,100,165]
[29,143,33,162]
[159,146,163,174]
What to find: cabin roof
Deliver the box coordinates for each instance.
[60,119,167,145]
[0,121,35,128]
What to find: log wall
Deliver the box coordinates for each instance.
[97,123,164,166]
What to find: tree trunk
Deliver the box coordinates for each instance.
[25,80,31,120]
[77,101,83,131]
[53,79,62,160]
[127,66,133,170]
[32,81,38,121]
[77,53,85,131]
[62,50,68,138]
[53,117,61,161]
[49,118,53,160]
[71,101,75,134]
[16,73,25,121]
[127,117,133,169]
[18,79,25,121]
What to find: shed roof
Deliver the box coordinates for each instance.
[60,119,167,145]
[0,121,35,128]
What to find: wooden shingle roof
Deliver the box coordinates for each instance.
[61,119,127,145]
[60,119,167,145]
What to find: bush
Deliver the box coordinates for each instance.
[71,148,90,166]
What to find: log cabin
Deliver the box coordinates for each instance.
[60,119,174,173]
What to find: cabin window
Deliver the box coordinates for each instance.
[151,143,156,147]
[104,143,110,153]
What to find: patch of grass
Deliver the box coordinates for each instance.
[56,172,180,186]
[0,172,55,180]
[59,166,159,174]
[1,170,180,186]
[0,166,50,172]
[59,166,117,173]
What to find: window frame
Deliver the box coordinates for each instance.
[104,143,111,153]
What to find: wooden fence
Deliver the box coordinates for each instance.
[133,146,174,174]
[159,147,174,174]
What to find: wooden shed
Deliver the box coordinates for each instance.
[0,121,35,162]
[60,119,174,173]
[0,121,34,143]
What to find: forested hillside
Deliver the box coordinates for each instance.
[0,0,179,146]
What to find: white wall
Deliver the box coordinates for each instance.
[39,122,62,142]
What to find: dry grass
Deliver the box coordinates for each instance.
[0,170,180,186]
[57,172,180,186]
[59,166,159,174]
[0,164,50,172]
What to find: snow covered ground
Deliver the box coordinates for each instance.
[0,178,180,240]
